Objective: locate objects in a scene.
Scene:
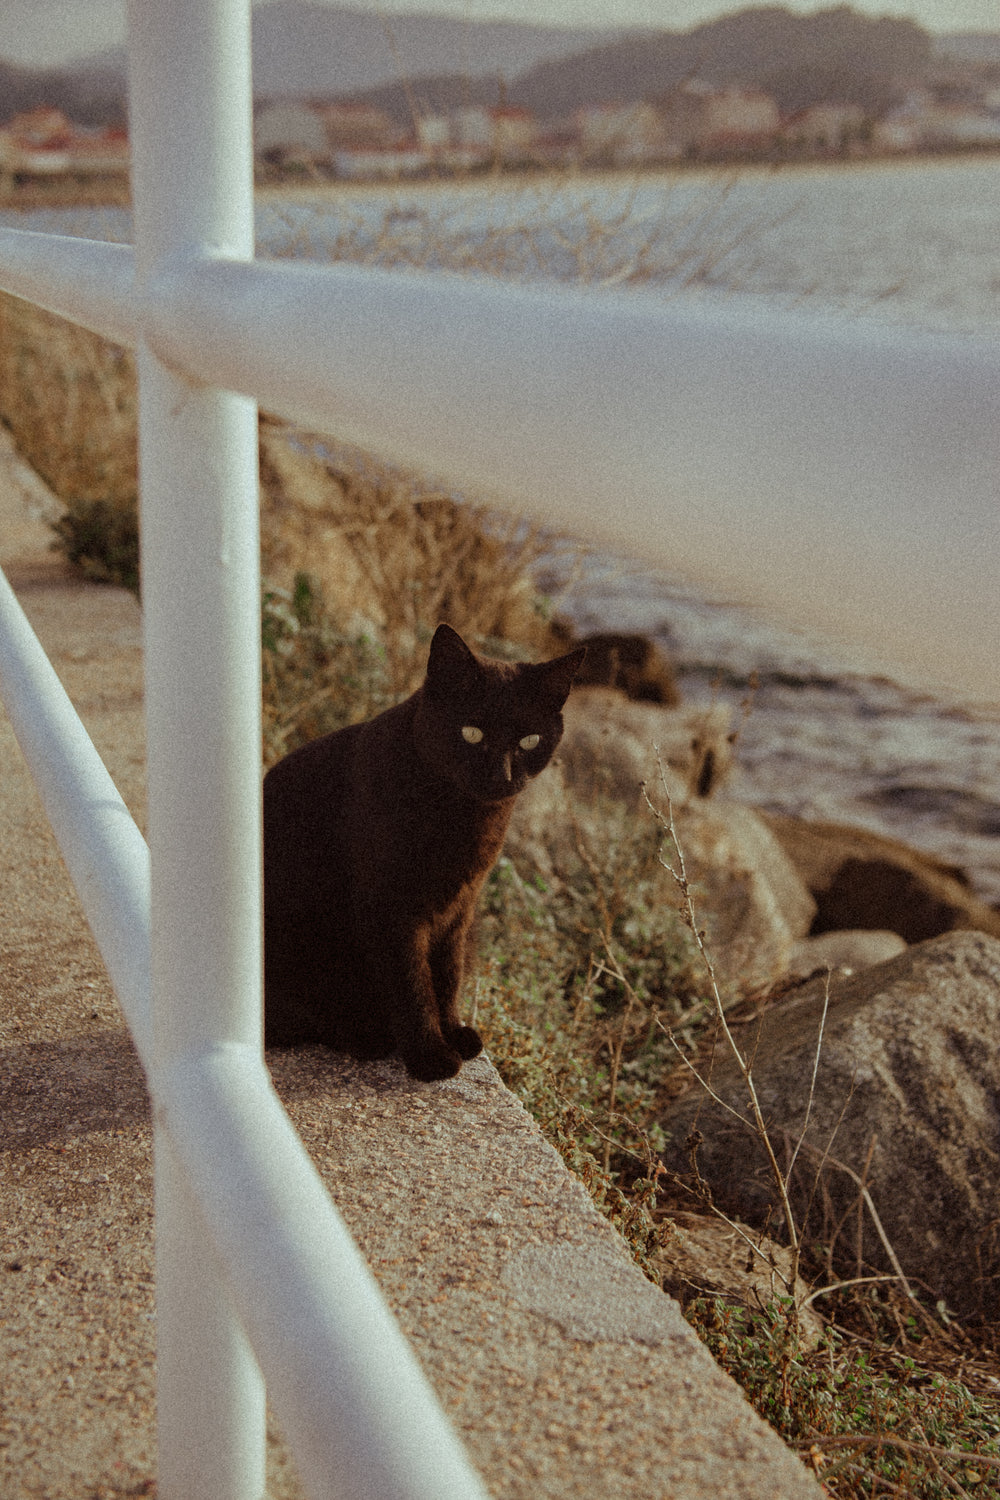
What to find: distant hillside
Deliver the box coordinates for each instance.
[0,3,618,125]
[934,31,1000,65]
[0,4,963,137]
[251,3,619,100]
[0,55,127,128]
[344,5,936,127]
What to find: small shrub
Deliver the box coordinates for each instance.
[51,495,140,594]
[473,813,707,1275]
[0,292,138,507]
[689,1297,1000,1498]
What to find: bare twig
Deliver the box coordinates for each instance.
[784,966,832,1184]
[642,758,803,1291]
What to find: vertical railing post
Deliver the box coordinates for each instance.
[125,1,267,1495]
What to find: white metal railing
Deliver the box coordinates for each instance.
[0,1,998,1497]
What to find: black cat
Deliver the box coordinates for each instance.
[264,623,585,1081]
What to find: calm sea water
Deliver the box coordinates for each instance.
[4,158,999,900]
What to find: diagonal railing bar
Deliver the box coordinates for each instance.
[0,572,488,1500]
[0,566,153,1064]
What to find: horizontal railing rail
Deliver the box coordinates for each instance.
[2,228,998,699]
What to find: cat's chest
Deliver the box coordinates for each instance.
[366,783,509,899]
[403,797,509,877]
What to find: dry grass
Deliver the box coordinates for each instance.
[0,292,138,507]
[260,419,563,660]
[0,174,130,212]
[258,418,571,762]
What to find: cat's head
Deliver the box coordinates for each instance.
[414,624,586,803]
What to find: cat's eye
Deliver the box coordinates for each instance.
[519,733,541,751]
[461,725,484,745]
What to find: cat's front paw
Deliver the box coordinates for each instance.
[404,1043,463,1083]
[448,1024,483,1061]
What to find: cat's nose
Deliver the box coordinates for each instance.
[502,751,513,782]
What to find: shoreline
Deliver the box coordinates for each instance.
[1,146,998,214]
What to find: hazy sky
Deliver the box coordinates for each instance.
[1,0,995,69]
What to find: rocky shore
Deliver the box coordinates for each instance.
[257,414,1000,1333]
[508,684,1000,1321]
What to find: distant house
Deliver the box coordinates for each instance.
[491,107,536,161]
[315,102,395,152]
[254,101,329,167]
[3,106,72,148]
[452,107,493,152]
[874,91,1000,152]
[916,103,1000,149]
[782,103,867,155]
[255,100,398,173]
[416,114,451,153]
[0,107,128,178]
[576,102,664,165]
[659,82,780,157]
[873,93,927,152]
[451,106,536,162]
[66,124,130,175]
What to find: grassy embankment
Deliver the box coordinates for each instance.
[3,211,1000,1496]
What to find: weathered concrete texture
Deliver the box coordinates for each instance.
[274,1050,822,1499]
[0,444,820,1498]
[660,932,1000,1320]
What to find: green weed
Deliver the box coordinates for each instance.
[473,815,707,1276]
[690,1297,1000,1497]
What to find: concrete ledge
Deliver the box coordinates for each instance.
[269,1046,822,1498]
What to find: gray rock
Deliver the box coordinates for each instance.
[658,931,1000,1318]
[557,687,735,804]
[762,813,1000,944]
[669,798,817,993]
[508,689,817,997]
[787,928,907,980]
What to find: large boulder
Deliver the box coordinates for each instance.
[786,928,907,981]
[667,799,816,994]
[559,630,681,707]
[506,693,816,995]
[763,813,1000,944]
[658,931,1000,1318]
[556,687,734,803]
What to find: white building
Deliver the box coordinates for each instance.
[254,101,328,161]
[576,102,665,164]
[658,82,780,156]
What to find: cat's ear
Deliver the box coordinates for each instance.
[530,645,587,709]
[426,622,478,694]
